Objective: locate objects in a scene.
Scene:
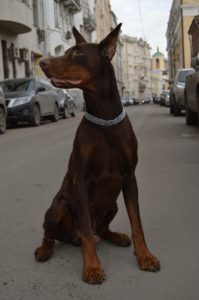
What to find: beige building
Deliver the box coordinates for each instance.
[95,0,112,42]
[0,0,45,80]
[151,47,169,97]
[122,35,152,100]
[95,1,123,95]
[166,0,199,79]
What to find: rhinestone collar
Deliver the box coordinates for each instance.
[84,108,126,126]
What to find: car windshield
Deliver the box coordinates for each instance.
[178,70,192,83]
[163,90,169,95]
[0,79,35,92]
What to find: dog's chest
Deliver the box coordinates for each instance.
[88,141,132,178]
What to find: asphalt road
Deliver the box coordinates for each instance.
[0,104,199,300]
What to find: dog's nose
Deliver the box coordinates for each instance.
[39,59,49,69]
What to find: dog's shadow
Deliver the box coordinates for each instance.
[52,239,137,273]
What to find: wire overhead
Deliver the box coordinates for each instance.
[137,0,145,40]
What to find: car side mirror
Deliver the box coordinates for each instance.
[36,87,45,93]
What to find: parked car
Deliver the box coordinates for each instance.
[184,70,199,125]
[121,96,129,106]
[0,77,59,126]
[129,97,139,105]
[153,95,160,104]
[184,15,199,126]
[0,86,7,134]
[56,89,76,118]
[141,97,151,104]
[169,68,194,116]
[159,90,170,106]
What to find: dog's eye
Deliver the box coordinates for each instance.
[73,49,83,56]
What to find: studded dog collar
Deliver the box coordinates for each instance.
[84,108,126,126]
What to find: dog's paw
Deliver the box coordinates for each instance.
[137,252,160,272]
[34,246,53,262]
[113,233,132,247]
[101,230,131,247]
[83,265,106,284]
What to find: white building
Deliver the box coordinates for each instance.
[122,35,152,101]
[0,0,45,80]
[111,11,123,96]
[43,0,96,57]
[43,0,81,57]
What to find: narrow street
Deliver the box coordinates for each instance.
[0,104,199,300]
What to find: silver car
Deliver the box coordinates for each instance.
[0,86,7,134]
[170,68,194,116]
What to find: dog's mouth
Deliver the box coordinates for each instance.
[50,77,82,87]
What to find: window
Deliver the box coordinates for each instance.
[156,58,160,69]
[54,1,60,28]
[32,0,39,27]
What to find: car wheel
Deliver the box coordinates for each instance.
[170,102,174,114]
[7,121,18,128]
[51,104,59,122]
[62,105,68,119]
[71,107,76,117]
[173,99,181,116]
[30,104,40,126]
[0,107,6,134]
[185,102,198,126]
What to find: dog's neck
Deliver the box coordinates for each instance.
[83,64,123,120]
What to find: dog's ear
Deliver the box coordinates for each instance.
[99,23,122,61]
[72,26,87,44]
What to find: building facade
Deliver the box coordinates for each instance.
[80,0,96,42]
[43,0,81,57]
[0,0,124,104]
[110,11,123,96]
[95,0,112,42]
[0,0,45,80]
[166,0,199,79]
[122,35,152,101]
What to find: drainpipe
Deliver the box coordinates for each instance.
[42,0,48,57]
[180,0,185,68]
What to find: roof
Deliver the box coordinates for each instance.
[152,47,164,57]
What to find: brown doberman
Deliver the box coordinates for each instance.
[35,24,160,284]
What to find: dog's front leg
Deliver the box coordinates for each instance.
[122,174,160,272]
[75,181,106,284]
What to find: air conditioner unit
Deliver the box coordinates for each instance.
[65,31,72,39]
[37,29,45,43]
[19,48,28,61]
[14,48,20,58]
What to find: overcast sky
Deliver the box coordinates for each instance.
[110,0,173,57]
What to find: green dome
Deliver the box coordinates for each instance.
[152,47,164,57]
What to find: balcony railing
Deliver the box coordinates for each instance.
[61,0,81,13]
[83,7,96,32]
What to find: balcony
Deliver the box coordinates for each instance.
[61,0,81,13]
[83,7,96,32]
[0,0,32,34]
[139,81,146,92]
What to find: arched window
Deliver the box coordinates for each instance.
[156,58,160,69]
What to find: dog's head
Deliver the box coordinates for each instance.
[39,24,122,89]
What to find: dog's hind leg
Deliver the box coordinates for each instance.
[35,190,70,262]
[98,205,131,247]
[123,174,160,272]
